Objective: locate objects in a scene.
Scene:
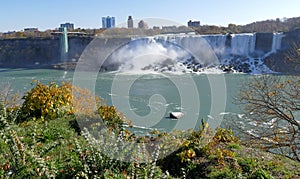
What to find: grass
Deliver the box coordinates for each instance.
[1,81,300,178]
[1,114,300,178]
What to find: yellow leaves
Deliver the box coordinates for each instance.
[182,141,191,147]
[97,105,126,129]
[42,108,48,115]
[275,82,285,89]
[215,148,235,165]
[45,102,52,108]
[213,128,237,143]
[187,149,196,158]
[267,91,276,97]
[180,149,196,162]
[20,81,102,122]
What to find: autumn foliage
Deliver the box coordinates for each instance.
[17,81,103,122]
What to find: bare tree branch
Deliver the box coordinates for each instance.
[233,75,300,161]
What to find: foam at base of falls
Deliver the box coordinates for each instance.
[221,56,275,74]
[116,58,273,75]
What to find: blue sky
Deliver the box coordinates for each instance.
[1,0,299,32]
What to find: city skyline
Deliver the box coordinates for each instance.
[0,0,300,32]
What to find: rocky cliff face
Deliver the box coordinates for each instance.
[264,29,300,74]
[0,37,60,67]
[255,33,273,54]
[281,28,300,49]
[0,36,132,69]
[68,37,93,61]
[0,37,93,68]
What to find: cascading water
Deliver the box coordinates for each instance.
[230,33,256,56]
[198,35,227,57]
[104,32,283,74]
[271,32,283,53]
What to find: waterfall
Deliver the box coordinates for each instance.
[173,35,220,66]
[271,32,283,53]
[59,27,69,61]
[230,33,256,56]
[202,35,227,58]
[262,32,283,58]
[104,32,283,74]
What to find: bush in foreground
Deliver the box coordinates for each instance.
[17,81,106,123]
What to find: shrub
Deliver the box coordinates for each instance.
[18,81,73,122]
[17,81,104,123]
[98,105,128,130]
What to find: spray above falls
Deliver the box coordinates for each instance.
[109,38,192,72]
[102,33,283,74]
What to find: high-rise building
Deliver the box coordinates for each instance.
[60,23,74,30]
[127,16,133,28]
[102,16,115,28]
[138,20,148,29]
[187,20,200,27]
